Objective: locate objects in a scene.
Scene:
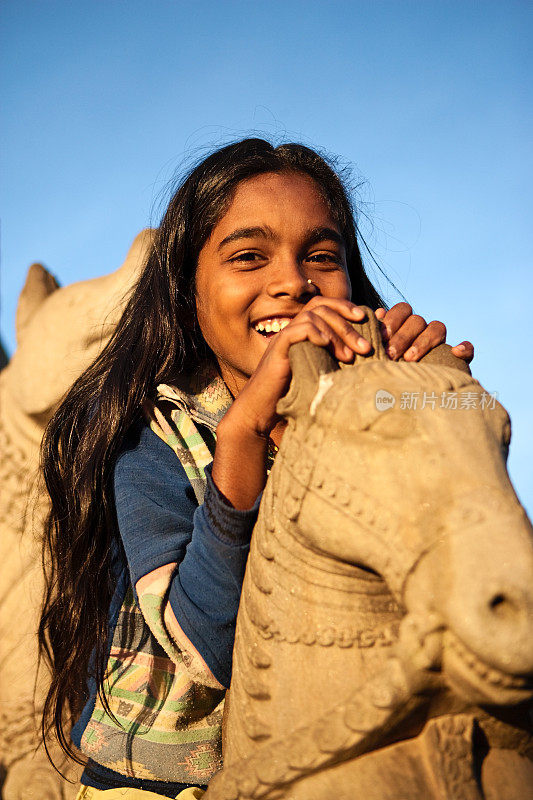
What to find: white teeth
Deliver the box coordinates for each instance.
[253,318,292,334]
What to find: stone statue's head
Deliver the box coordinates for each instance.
[275,310,533,706]
[4,230,152,426]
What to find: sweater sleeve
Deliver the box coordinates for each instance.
[113,421,260,688]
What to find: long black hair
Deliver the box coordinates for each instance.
[38,137,386,763]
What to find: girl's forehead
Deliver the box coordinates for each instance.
[230,170,325,203]
[216,171,339,231]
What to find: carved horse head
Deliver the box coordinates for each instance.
[276,308,533,707]
[1,230,152,456]
[4,230,152,428]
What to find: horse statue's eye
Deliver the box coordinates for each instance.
[501,418,511,448]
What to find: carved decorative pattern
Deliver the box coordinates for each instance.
[0,699,42,769]
[422,715,482,800]
[250,613,400,651]
[0,415,34,530]
[0,406,57,795]
[210,658,416,800]
[0,407,49,536]
[272,430,415,592]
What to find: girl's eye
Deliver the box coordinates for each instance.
[228,252,266,272]
[229,251,343,270]
[230,252,264,266]
[307,253,342,266]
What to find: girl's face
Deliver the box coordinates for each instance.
[195,171,352,394]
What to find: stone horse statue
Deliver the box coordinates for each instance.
[206,310,533,800]
[0,232,151,799]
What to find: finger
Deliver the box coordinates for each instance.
[269,316,341,356]
[379,302,413,342]
[387,314,427,360]
[263,320,331,369]
[304,306,372,357]
[304,295,367,322]
[288,314,360,362]
[451,341,474,364]
[374,307,388,343]
[403,320,447,361]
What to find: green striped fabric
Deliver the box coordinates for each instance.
[79,362,234,783]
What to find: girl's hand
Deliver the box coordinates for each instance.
[213,299,473,510]
[214,297,371,509]
[375,303,474,364]
[229,297,371,438]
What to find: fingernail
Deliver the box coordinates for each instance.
[343,345,353,357]
[351,306,365,318]
[387,346,396,359]
[455,344,466,351]
[404,346,417,360]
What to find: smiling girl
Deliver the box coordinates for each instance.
[39,138,473,799]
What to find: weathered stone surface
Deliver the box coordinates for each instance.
[208,308,533,799]
[0,232,151,798]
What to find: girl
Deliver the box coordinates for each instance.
[38,138,473,799]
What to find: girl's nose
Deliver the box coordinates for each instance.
[266,261,317,300]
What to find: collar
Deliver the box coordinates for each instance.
[155,361,233,432]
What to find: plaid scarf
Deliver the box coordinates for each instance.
[145,362,232,503]
[79,363,234,784]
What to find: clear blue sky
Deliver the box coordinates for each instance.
[1,1,532,511]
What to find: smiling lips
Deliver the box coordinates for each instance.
[253,317,293,336]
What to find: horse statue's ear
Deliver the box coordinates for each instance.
[351,306,472,375]
[347,305,388,364]
[277,341,339,420]
[15,263,60,346]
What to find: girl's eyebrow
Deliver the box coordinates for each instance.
[217,226,274,251]
[217,225,345,251]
